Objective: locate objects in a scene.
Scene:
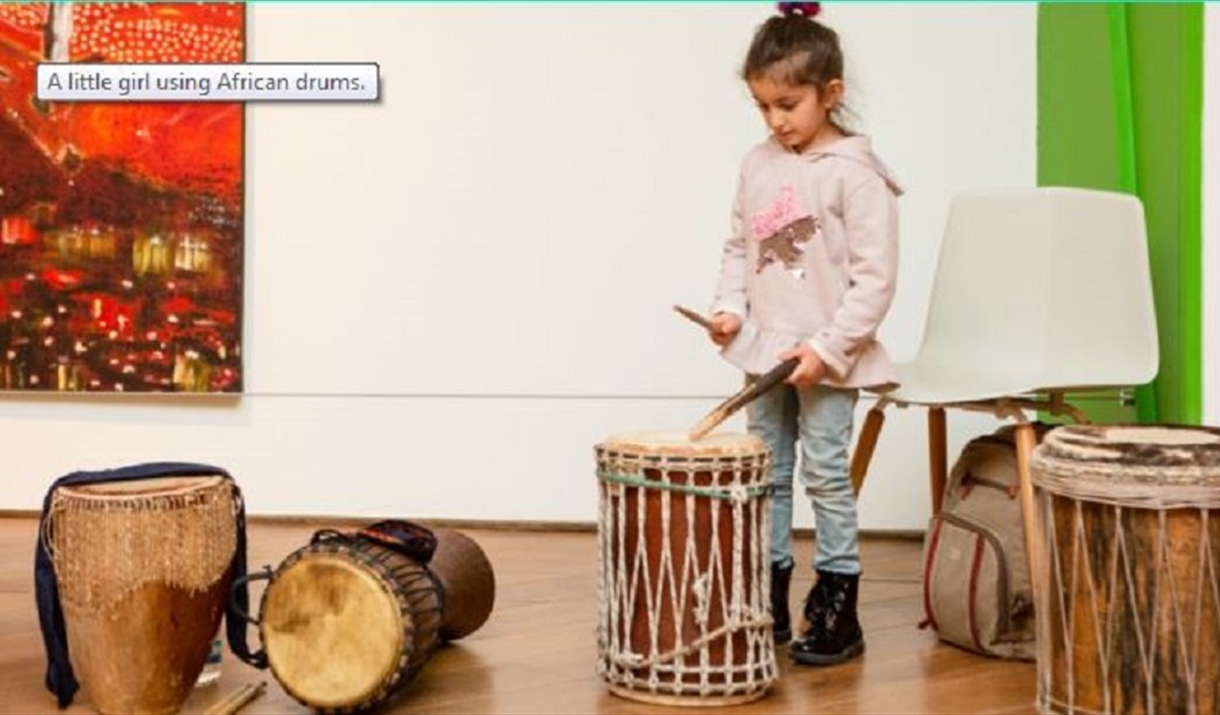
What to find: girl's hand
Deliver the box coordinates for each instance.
[709,312,742,347]
[779,343,826,388]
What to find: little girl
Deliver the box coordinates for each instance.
[707,1,902,666]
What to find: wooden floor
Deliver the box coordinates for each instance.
[0,518,1036,714]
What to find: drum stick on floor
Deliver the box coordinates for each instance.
[690,357,799,441]
[205,681,267,715]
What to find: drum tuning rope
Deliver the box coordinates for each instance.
[1030,424,1220,715]
[595,438,778,702]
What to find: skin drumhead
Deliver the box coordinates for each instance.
[262,553,404,709]
[1038,424,1220,469]
[56,474,227,500]
[598,431,766,457]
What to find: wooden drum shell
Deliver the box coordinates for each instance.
[595,432,777,707]
[428,527,495,642]
[1031,425,1220,715]
[258,538,444,715]
[46,475,237,715]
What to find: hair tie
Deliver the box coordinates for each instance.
[777,2,821,17]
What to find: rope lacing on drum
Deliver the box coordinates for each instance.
[594,447,778,700]
[1036,489,1220,715]
[596,470,771,502]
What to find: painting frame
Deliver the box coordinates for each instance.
[0,1,247,394]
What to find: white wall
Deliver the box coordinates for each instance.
[1206,5,1220,427]
[0,3,1035,531]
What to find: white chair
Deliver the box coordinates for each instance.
[850,187,1159,580]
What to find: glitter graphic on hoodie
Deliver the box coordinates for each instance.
[752,185,819,279]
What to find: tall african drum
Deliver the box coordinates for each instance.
[44,475,237,715]
[1031,424,1220,714]
[595,432,777,706]
[246,522,494,714]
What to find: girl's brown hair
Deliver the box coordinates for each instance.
[741,5,849,129]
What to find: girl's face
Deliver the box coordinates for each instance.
[747,74,843,154]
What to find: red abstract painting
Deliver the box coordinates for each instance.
[0,2,244,392]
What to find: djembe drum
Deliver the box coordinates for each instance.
[595,432,777,706]
[240,521,494,714]
[1031,424,1220,714]
[43,475,237,715]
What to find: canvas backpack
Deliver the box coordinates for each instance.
[919,424,1051,661]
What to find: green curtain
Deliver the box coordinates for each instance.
[1037,3,1203,425]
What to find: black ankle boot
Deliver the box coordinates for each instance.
[790,570,864,666]
[770,562,793,644]
[796,570,831,635]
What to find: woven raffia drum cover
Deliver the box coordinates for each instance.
[1030,424,1220,715]
[47,475,236,715]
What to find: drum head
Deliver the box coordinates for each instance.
[598,431,765,458]
[262,552,404,710]
[1039,424,1220,467]
[57,474,227,500]
[1034,424,1220,485]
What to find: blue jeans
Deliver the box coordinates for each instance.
[746,381,860,575]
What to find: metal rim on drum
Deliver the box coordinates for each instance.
[595,431,777,706]
[258,537,444,714]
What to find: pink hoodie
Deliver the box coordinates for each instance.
[711,134,904,390]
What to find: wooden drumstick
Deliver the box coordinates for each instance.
[205,681,267,715]
[690,357,800,441]
[673,304,715,331]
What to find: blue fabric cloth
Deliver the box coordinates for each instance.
[34,462,265,709]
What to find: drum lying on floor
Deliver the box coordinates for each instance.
[595,431,777,707]
[251,523,494,714]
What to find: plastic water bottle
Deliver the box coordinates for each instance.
[195,633,223,687]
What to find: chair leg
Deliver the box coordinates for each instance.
[928,407,948,513]
[1013,422,1041,602]
[850,406,886,495]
